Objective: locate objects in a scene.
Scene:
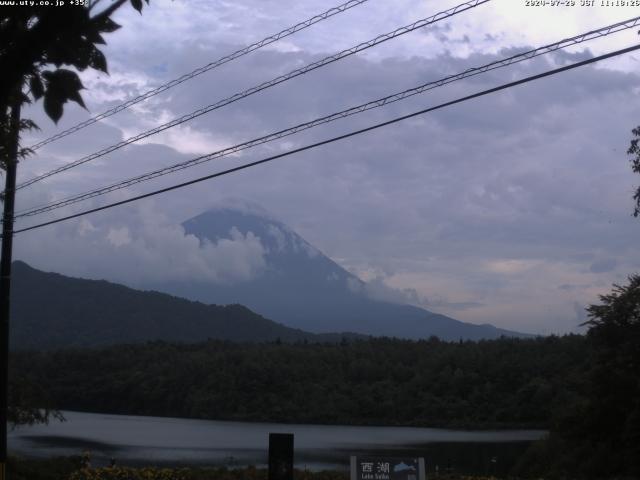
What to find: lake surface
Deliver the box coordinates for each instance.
[9,411,546,475]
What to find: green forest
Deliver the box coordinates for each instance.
[11,335,585,429]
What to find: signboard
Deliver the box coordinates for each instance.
[350,456,426,480]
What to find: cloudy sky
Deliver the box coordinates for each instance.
[12,0,640,335]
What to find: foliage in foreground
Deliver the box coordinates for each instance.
[6,455,83,480]
[2,0,151,428]
[547,275,640,479]
[9,461,343,480]
[68,466,503,480]
[6,457,525,480]
[508,275,640,479]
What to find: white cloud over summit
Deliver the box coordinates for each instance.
[14,204,267,287]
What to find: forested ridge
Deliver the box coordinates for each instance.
[10,261,364,350]
[11,335,587,429]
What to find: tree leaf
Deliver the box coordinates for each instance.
[49,69,85,95]
[71,40,93,71]
[130,0,143,13]
[42,69,88,120]
[89,47,108,74]
[96,16,121,33]
[43,93,63,124]
[19,91,31,105]
[85,29,106,45]
[19,119,40,132]
[41,70,54,82]
[67,88,86,109]
[29,75,44,100]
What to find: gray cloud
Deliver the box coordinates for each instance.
[360,275,486,312]
[573,301,589,328]
[11,6,640,335]
[558,283,591,292]
[590,258,618,274]
[359,275,423,305]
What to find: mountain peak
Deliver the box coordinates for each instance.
[183,200,319,260]
[169,203,531,341]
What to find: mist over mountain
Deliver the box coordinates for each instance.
[147,201,529,341]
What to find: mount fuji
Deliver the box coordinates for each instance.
[146,201,528,341]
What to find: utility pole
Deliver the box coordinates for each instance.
[0,99,21,480]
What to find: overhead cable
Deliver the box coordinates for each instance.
[15,0,489,191]
[9,43,640,236]
[26,0,373,151]
[15,16,640,219]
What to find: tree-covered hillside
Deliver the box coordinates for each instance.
[11,335,587,429]
[10,261,360,350]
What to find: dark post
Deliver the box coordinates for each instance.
[0,100,21,480]
[268,433,294,480]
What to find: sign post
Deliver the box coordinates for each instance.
[350,456,426,480]
[268,433,294,480]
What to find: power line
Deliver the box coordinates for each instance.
[15,0,489,191]
[26,0,373,152]
[15,16,640,219]
[9,43,640,237]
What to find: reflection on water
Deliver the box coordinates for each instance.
[9,411,545,475]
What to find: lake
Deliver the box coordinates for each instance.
[9,411,546,475]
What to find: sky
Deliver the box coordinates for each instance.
[11,0,640,335]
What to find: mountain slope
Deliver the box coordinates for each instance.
[9,261,356,351]
[148,203,529,341]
